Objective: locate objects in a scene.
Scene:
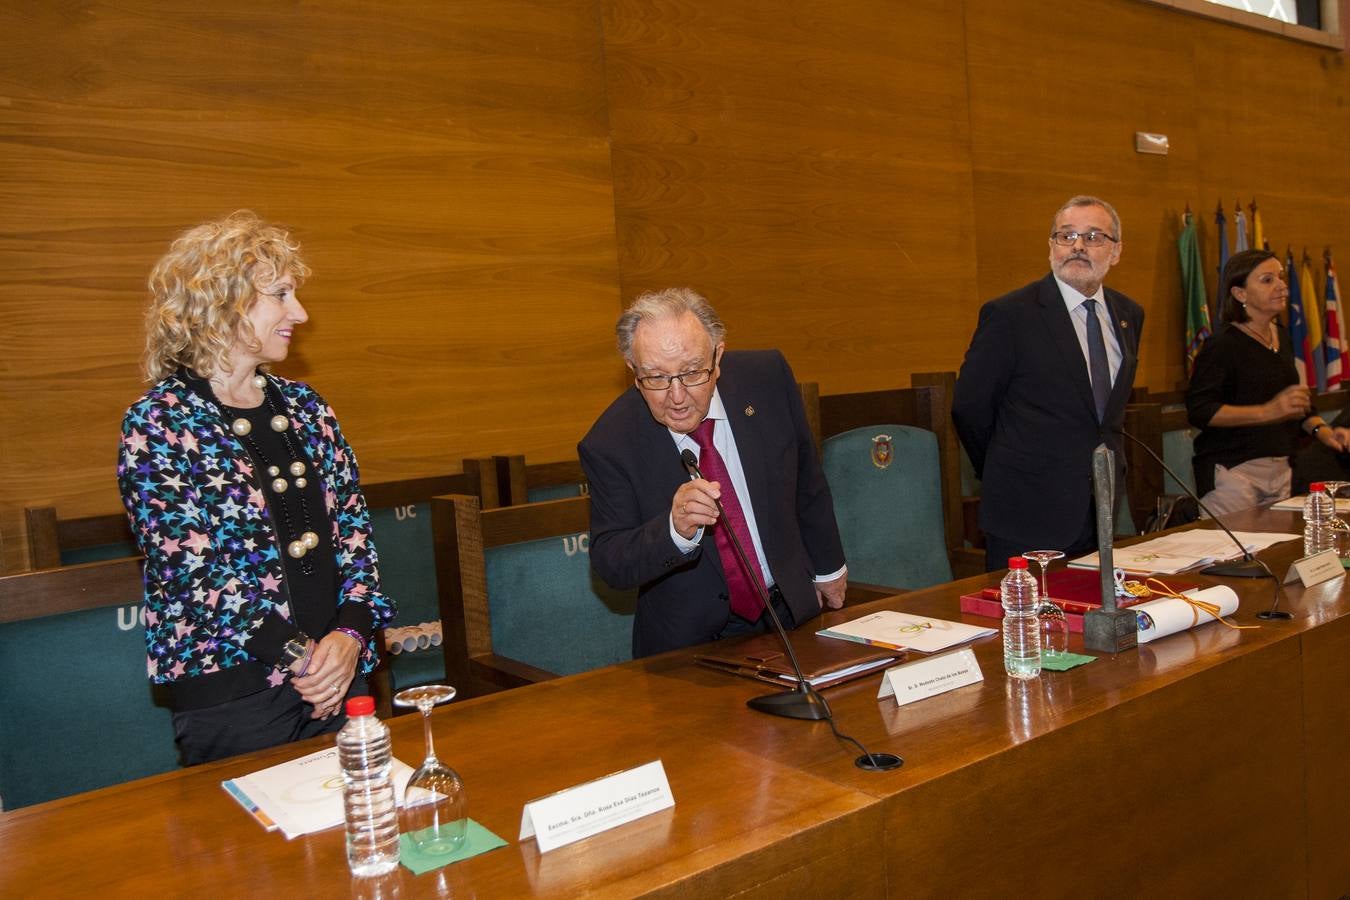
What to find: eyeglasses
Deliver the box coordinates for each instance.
[1050,230,1118,247]
[635,366,715,391]
[635,349,720,391]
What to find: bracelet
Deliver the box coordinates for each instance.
[332,626,364,648]
[294,641,316,678]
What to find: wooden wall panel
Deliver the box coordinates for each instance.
[603,0,977,394]
[964,0,1204,394]
[0,1,626,568]
[2,0,1349,569]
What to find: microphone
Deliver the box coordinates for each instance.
[680,447,901,771]
[1116,428,1289,619]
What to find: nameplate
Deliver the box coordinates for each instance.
[519,759,674,853]
[1283,549,1345,588]
[877,646,983,706]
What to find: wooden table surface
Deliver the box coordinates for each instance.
[3,506,1345,898]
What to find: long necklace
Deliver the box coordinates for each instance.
[219,373,320,574]
[1238,321,1276,351]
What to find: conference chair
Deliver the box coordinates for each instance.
[22,507,136,570]
[491,456,589,506]
[818,375,973,591]
[432,493,636,699]
[0,557,179,810]
[361,462,498,711]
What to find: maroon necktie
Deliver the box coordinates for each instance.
[691,418,766,620]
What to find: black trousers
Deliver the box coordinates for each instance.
[714,586,798,641]
[172,677,366,766]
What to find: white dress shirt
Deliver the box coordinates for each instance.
[1055,275,1123,384]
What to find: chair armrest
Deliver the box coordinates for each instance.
[845,581,906,606]
[469,653,560,695]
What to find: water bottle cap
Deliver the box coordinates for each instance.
[1007,557,1028,569]
[345,696,375,717]
[1311,482,1326,492]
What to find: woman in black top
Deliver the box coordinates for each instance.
[1187,249,1347,515]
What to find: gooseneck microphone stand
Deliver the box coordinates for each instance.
[1117,429,1290,620]
[681,449,901,771]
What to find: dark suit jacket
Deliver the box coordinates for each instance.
[952,273,1144,548]
[579,350,846,658]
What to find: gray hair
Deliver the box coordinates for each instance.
[1051,195,1122,242]
[616,287,726,363]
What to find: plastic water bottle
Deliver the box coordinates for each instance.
[1303,482,1337,556]
[339,696,401,877]
[1001,556,1041,680]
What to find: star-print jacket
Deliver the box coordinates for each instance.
[117,372,394,704]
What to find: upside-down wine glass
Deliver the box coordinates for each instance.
[1023,550,1068,658]
[393,684,467,856]
[1318,482,1350,556]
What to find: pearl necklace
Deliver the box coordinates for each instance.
[220,373,320,572]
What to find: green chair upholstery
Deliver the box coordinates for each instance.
[434,494,636,698]
[0,562,179,810]
[822,424,953,590]
[485,534,634,676]
[369,501,446,691]
[1162,427,1197,496]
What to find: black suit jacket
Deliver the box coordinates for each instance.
[579,350,846,658]
[952,273,1144,548]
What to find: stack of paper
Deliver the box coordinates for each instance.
[222,746,415,839]
[1070,530,1297,575]
[817,611,995,653]
[1270,495,1350,512]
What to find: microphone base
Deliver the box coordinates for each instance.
[1256,609,1294,620]
[1201,559,1269,578]
[748,687,832,721]
[855,752,904,772]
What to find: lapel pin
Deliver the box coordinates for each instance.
[1119,320,1129,329]
[745,405,755,417]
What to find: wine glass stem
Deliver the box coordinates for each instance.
[421,705,438,766]
[1039,563,1048,601]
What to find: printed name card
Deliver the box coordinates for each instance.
[877,647,983,707]
[519,760,674,853]
[1283,549,1345,588]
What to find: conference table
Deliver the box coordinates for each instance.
[3,505,1347,898]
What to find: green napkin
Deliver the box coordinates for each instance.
[1040,652,1095,671]
[399,819,508,876]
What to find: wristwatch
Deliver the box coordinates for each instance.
[280,632,314,673]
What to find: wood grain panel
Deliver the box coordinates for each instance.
[963,0,1203,396]
[0,1,626,568]
[603,0,977,394]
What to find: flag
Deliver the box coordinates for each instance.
[1326,249,1344,390]
[1214,202,1229,323]
[1234,203,1249,252]
[1250,198,1267,251]
[1287,248,1313,387]
[1302,251,1325,390]
[1179,210,1211,375]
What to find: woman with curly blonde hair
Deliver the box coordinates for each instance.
[118,211,395,764]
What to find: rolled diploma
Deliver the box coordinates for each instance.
[1135,585,1239,643]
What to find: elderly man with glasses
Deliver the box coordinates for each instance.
[580,287,847,656]
[953,196,1145,571]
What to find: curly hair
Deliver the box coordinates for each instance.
[143,210,311,382]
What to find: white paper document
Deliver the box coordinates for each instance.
[1070,530,1298,575]
[817,611,996,654]
[222,746,415,840]
[1134,585,1240,643]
